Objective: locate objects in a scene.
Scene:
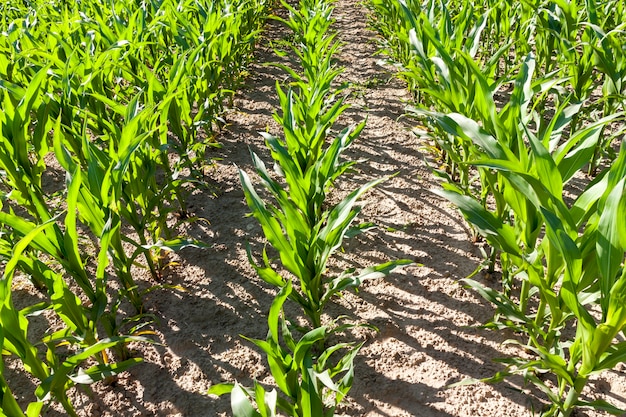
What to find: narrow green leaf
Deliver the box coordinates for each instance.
[231,382,261,417]
[434,189,519,254]
[269,282,292,346]
[597,177,626,316]
[208,383,235,396]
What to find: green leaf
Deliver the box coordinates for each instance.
[208,383,235,397]
[247,246,286,288]
[322,260,413,306]
[140,238,209,252]
[526,127,563,198]
[69,358,143,385]
[463,279,531,325]
[316,177,386,265]
[269,282,292,346]
[25,401,44,417]
[425,111,507,160]
[434,188,519,254]
[239,168,304,278]
[0,213,61,257]
[596,341,626,371]
[37,337,149,398]
[293,327,327,368]
[576,399,626,415]
[231,382,261,417]
[597,177,626,316]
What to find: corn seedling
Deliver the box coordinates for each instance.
[422,66,623,414]
[0,209,149,416]
[209,282,363,417]
[242,0,410,330]
[438,132,626,416]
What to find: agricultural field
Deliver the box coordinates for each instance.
[1,0,626,416]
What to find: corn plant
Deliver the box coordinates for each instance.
[241,155,406,330]
[272,0,336,55]
[1,56,146,346]
[0,173,150,415]
[366,0,623,126]
[241,0,409,329]
[1,0,269,280]
[444,141,626,416]
[209,282,363,417]
[367,0,512,101]
[368,0,515,196]
[1,0,269,172]
[583,19,626,173]
[427,104,625,415]
[0,66,53,224]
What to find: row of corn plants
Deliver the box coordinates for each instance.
[0,0,269,414]
[368,0,626,415]
[209,0,410,414]
[369,0,626,175]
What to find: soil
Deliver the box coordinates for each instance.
[10,0,626,415]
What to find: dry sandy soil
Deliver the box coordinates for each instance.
[11,0,626,415]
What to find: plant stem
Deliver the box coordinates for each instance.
[560,376,588,417]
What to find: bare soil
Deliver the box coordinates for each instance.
[11,0,626,415]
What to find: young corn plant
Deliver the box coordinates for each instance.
[367,0,511,106]
[369,0,626,414]
[240,150,406,330]
[431,108,626,416]
[369,0,517,197]
[2,0,269,174]
[0,96,150,412]
[240,0,409,330]
[2,0,268,282]
[0,66,54,225]
[0,87,156,372]
[0,48,155,370]
[0,215,148,416]
[583,18,626,174]
[415,52,618,278]
[209,282,363,417]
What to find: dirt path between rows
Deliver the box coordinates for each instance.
[40,0,626,415]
